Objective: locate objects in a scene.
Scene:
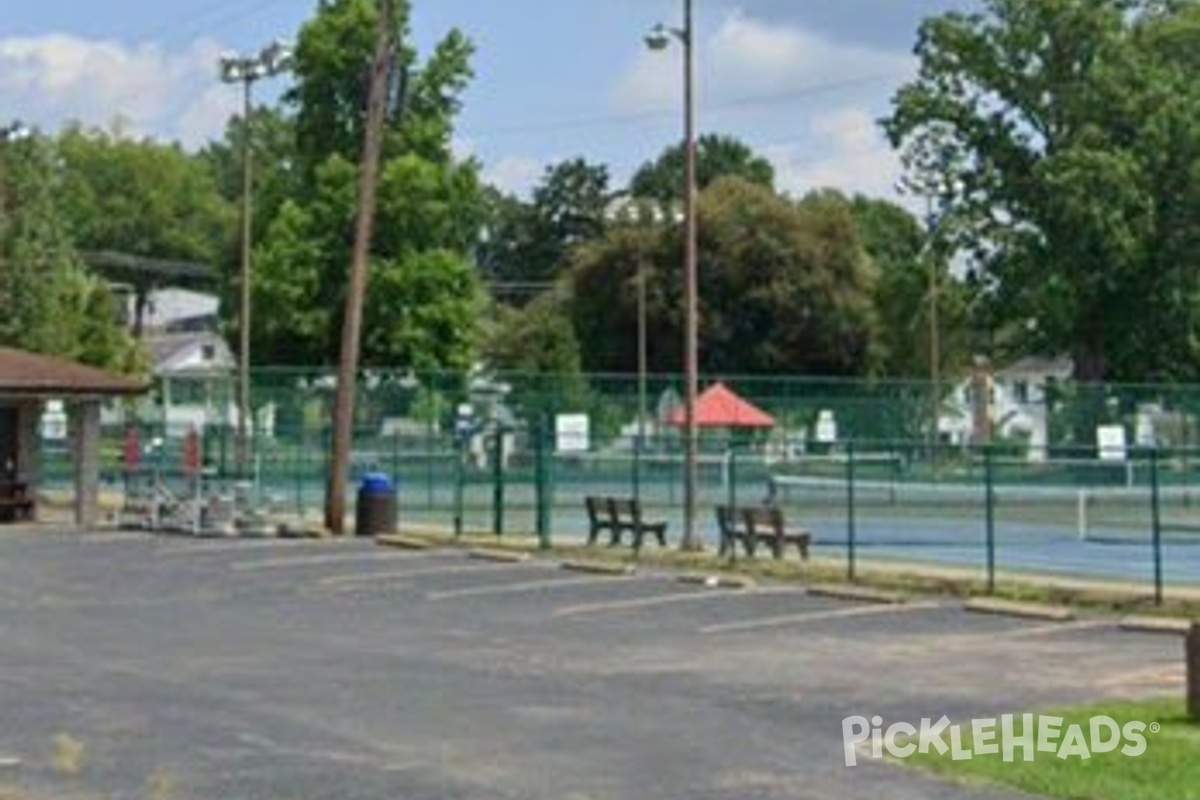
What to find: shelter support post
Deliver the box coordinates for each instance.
[71,400,101,528]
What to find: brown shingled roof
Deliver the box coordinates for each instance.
[0,347,148,397]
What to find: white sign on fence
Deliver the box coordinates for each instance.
[556,414,590,454]
[1096,424,1127,462]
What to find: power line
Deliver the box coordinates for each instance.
[460,73,896,141]
[136,0,297,44]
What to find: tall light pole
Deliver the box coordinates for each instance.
[219,41,291,478]
[647,0,700,551]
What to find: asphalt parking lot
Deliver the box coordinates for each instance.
[0,531,1185,800]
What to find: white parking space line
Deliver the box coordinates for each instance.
[425,574,634,601]
[155,539,338,557]
[317,560,553,590]
[698,601,942,635]
[933,618,1114,650]
[231,550,442,572]
[74,532,153,544]
[551,586,800,619]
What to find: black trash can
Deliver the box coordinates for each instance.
[356,473,397,537]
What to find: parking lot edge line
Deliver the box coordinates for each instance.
[698,600,941,635]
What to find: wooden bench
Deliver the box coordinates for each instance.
[0,481,34,523]
[715,504,810,560]
[585,496,668,551]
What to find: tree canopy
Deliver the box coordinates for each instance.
[0,133,142,372]
[629,134,775,204]
[477,158,611,295]
[569,177,879,377]
[885,0,1200,383]
[249,0,486,368]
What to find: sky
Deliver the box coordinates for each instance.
[0,0,976,202]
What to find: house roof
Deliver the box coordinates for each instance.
[0,347,148,397]
[143,331,232,375]
[665,382,775,428]
[996,356,1073,380]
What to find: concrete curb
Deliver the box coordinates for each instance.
[808,585,909,605]
[1118,616,1194,635]
[467,548,531,564]
[0,756,20,770]
[560,560,636,576]
[964,598,1075,621]
[375,535,436,551]
[676,573,756,589]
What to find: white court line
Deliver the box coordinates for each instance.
[698,601,942,635]
[231,549,442,572]
[425,574,633,601]
[318,560,552,590]
[551,586,801,619]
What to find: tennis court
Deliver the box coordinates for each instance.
[85,438,1200,593]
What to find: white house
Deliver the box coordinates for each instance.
[941,356,1073,460]
[143,330,238,437]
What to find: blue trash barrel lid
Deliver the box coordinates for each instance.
[361,472,394,492]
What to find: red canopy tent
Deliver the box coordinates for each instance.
[665,382,775,428]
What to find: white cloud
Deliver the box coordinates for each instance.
[482,155,546,198]
[612,10,914,114]
[0,34,240,148]
[764,107,904,200]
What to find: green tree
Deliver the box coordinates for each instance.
[479,158,611,295]
[885,0,1200,383]
[0,134,141,372]
[569,177,879,377]
[486,292,589,416]
[55,124,234,267]
[629,134,774,204]
[849,195,971,379]
[252,0,486,368]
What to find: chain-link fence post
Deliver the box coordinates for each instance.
[491,428,505,538]
[535,414,552,550]
[984,443,996,595]
[1150,445,1163,606]
[846,438,857,582]
[453,433,464,538]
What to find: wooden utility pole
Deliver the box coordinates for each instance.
[325,0,397,534]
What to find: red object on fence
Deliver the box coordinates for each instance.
[123,426,141,470]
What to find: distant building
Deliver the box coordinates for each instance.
[142,330,236,437]
[941,356,1073,460]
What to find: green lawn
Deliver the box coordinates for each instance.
[903,699,1200,800]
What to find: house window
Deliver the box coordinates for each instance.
[1013,380,1029,404]
[201,344,216,362]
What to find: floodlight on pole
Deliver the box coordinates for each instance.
[219,40,291,478]
[647,0,700,551]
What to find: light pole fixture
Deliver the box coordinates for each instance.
[898,174,961,465]
[219,40,291,478]
[647,0,700,551]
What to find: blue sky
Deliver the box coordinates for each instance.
[0,0,975,199]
